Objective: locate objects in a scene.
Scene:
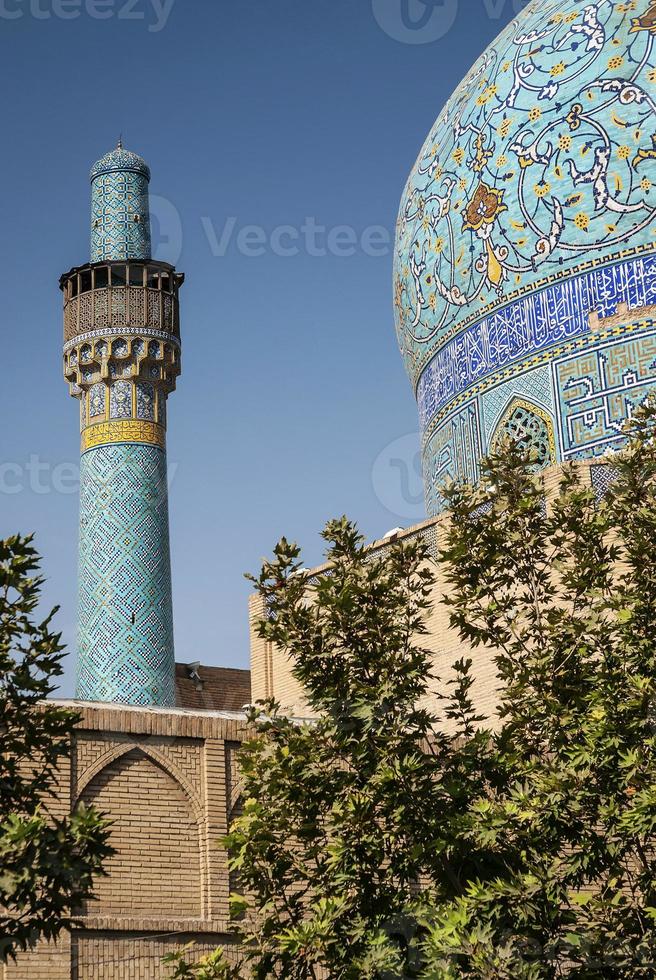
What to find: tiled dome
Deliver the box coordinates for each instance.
[394,0,656,515]
[90,143,151,182]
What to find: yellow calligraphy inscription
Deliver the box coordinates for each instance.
[81,420,165,452]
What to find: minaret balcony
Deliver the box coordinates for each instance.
[60,260,184,345]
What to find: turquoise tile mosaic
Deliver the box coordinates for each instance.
[77,443,175,706]
[90,144,151,262]
[394,0,656,514]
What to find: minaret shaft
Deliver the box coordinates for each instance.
[61,145,184,706]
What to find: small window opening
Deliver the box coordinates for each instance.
[110,265,126,287]
[94,266,109,289]
[129,265,144,287]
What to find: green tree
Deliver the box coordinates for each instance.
[421,407,656,977]
[170,404,656,979]
[0,535,112,962]
[167,520,497,979]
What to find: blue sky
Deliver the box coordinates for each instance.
[0,0,521,695]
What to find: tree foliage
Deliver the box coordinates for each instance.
[423,405,656,978]
[0,535,112,962]
[170,517,472,978]
[170,404,656,978]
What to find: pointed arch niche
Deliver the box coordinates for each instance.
[490,397,556,469]
[79,747,202,920]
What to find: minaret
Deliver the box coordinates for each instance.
[61,142,183,706]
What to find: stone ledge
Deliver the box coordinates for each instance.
[49,700,248,740]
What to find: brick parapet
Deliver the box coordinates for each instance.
[52,701,247,739]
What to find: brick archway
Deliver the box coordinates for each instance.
[80,748,203,920]
[74,741,203,820]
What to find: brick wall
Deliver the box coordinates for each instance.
[3,938,71,980]
[71,932,240,979]
[81,749,202,919]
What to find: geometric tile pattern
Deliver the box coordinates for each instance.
[590,463,619,503]
[394,0,656,515]
[423,399,481,516]
[555,328,656,458]
[481,365,554,443]
[77,443,175,706]
[90,144,151,263]
[491,398,555,469]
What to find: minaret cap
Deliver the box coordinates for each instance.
[89,141,151,182]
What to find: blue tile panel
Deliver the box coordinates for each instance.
[77,442,175,706]
[421,322,656,514]
[417,253,656,429]
[481,365,553,442]
[423,399,482,516]
[555,328,656,458]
